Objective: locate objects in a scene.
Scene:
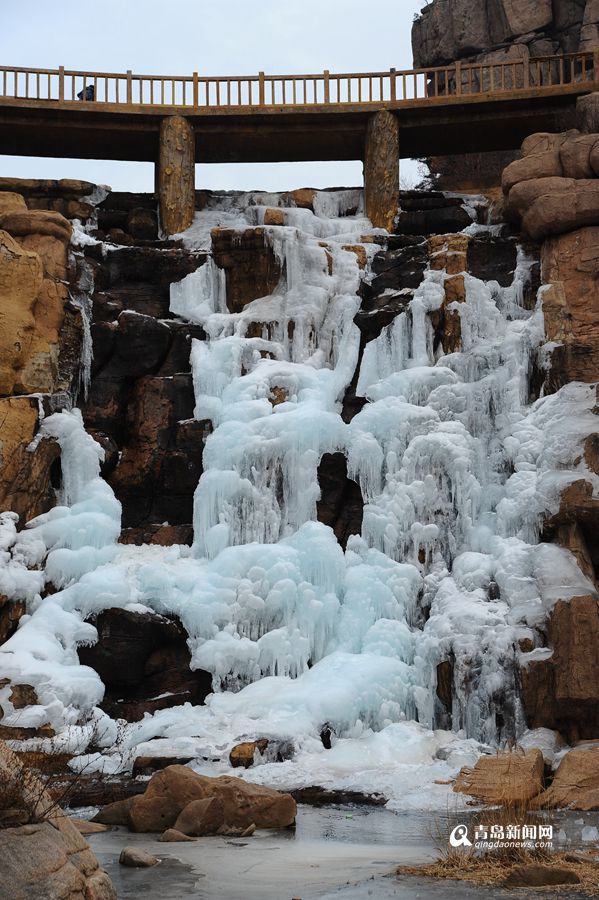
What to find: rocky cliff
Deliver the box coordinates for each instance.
[412,0,599,191]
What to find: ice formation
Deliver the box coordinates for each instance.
[1,187,597,805]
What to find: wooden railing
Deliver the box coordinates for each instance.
[0,52,597,110]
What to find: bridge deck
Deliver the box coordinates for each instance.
[0,54,596,163]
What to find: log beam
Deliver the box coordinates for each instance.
[157,115,195,236]
[364,110,400,231]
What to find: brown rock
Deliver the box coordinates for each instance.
[128,765,296,833]
[229,739,269,769]
[522,180,599,241]
[0,595,26,645]
[211,227,282,313]
[560,134,599,179]
[119,847,159,868]
[132,755,195,777]
[507,176,575,220]
[0,192,27,215]
[453,749,544,805]
[532,747,599,810]
[263,207,285,226]
[504,864,581,887]
[159,828,196,842]
[172,797,225,835]
[428,234,469,275]
[288,188,316,209]
[502,144,564,194]
[0,209,72,245]
[577,93,599,135]
[521,596,599,742]
[540,227,599,383]
[92,797,134,827]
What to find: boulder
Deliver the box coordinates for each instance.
[127,765,296,833]
[507,176,575,220]
[172,797,225,836]
[159,828,196,842]
[502,149,563,195]
[453,749,544,805]
[522,180,599,240]
[532,747,599,810]
[577,92,599,134]
[0,740,116,900]
[522,596,599,742]
[119,847,159,868]
[504,864,581,887]
[92,797,133,827]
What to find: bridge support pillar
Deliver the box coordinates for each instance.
[157,115,195,236]
[363,110,399,232]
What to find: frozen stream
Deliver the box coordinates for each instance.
[89,804,599,900]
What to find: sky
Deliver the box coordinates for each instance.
[0,0,427,192]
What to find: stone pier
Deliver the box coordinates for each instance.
[157,115,196,236]
[363,110,400,232]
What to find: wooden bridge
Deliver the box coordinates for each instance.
[0,52,597,233]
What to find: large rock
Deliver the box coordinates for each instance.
[521,596,599,742]
[532,747,599,810]
[521,180,599,241]
[127,765,296,833]
[453,749,544,805]
[0,740,116,900]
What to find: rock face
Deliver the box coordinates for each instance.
[95,764,297,834]
[78,608,212,721]
[411,2,596,191]
[532,747,599,810]
[453,749,544,805]
[316,453,364,550]
[540,226,599,386]
[211,227,282,312]
[0,740,116,900]
[413,1,595,70]
[521,596,599,742]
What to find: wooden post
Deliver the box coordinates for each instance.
[259,71,265,105]
[324,70,330,103]
[193,72,199,107]
[390,68,397,102]
[126,69,133,104]
[455,61,462,96]
[58,65,64,101]
[158,115,196,236]
[363,110,399,232]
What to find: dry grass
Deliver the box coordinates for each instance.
[398,852,599,894]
